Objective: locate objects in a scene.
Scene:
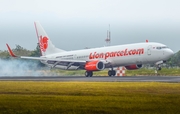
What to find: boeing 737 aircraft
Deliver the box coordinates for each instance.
[6,22,174,77]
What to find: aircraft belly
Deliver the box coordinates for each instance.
[110,55,143,66]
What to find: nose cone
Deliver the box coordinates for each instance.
[169,49,174,56]
[166,49,174,59]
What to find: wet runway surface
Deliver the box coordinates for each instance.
[0,76,180,82]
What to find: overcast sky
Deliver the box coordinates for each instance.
[0,0,180,52]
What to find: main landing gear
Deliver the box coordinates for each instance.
[85,71,93,77]
[85,68,116,77]
[108,68,116,77]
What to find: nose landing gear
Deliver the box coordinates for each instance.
[155,61,163,71]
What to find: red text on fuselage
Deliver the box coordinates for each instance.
[89,48,144,59]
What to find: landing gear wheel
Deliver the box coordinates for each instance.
[158,67,161,70]
[156,67,161,71]
[112,70,116,76]
[108,70,116,76]
[108,71,112,77]
[85,71,93,77]
[156,64,162,71]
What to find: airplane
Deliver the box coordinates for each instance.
[6,22,174,77]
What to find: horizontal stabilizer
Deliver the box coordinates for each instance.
[6,44,18,57]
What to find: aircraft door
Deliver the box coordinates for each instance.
[147,45,152,55]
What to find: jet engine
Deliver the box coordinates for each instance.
[85,60,105,71]
[125,64,142,70]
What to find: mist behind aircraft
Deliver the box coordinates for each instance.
[0,59,59,76]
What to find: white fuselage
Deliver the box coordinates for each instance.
[40,42,174,70]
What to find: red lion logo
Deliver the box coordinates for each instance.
[39,36,49,52]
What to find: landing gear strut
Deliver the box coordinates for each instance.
[155,61,163,71]
[108,68,116,76]
[85,71,93,77]
[156,64,162,71]
[156,67,161,71]
[155,64,162,75]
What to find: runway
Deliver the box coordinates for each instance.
[0,76,180,82]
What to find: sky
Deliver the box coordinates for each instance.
[0,0,180,52]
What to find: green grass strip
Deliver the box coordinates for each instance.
[0,81,179,114]
[49,68,180,76]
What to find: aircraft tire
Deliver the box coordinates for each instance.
[156,67,162,71]
[108,70,116,76]
[112,70,116,76]
[85,71,93,77]
[108,70,112,76]
[89,71,93,77]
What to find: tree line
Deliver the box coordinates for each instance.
[0,44,45,68]
[0,44,41,59]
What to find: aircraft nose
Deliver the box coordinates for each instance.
[167,49,174,57]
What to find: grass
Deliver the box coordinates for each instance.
[49,67,180,76]
[126,68,180,76]
[0,81,179,114]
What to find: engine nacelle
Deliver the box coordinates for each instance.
[125,64,142,70]
[85,60,105,71]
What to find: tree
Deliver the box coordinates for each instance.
[167,50,180,67]
[14,45,24,51]
[30,43,41,57]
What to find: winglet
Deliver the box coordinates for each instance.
[6,44,17,57]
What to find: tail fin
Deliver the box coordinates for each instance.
[34,21,65,56]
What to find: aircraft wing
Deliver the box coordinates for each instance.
[20,56,108,65]
[21,56,110,70]
[21,56,86,64]
[6,44,109,69]
[6,44,86,67]
[21,56,87,69]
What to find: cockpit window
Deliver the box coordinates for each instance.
[161,46,168,49]
[156,47,161,49]
[156,46,168,50]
